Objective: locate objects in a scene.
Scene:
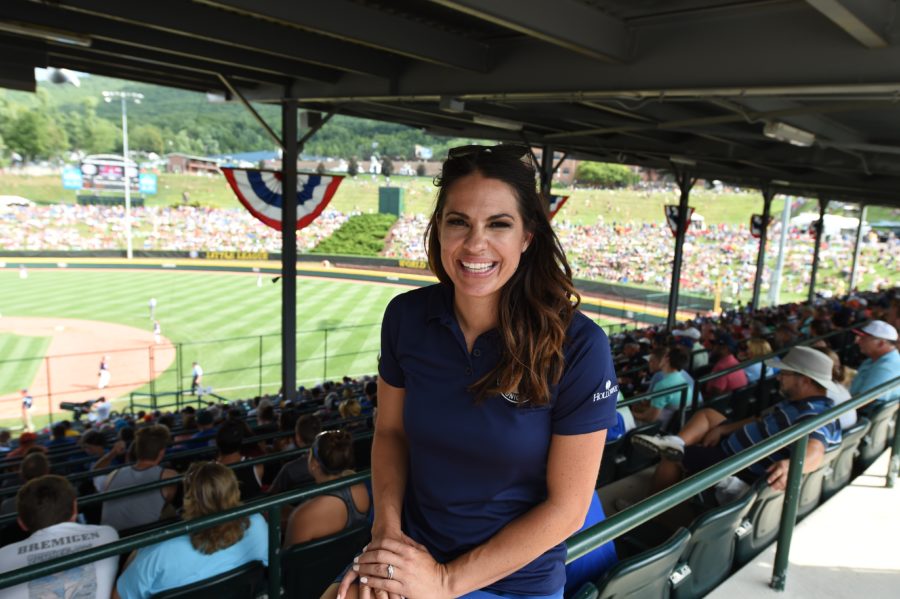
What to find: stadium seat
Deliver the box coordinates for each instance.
[856,400,899,472]
[593,527,691,599]
[733,480,784,568]
[617,422,662,478]
[796,444,842,520]
[671,483,759,599]
[822,417,870,501]
[570,581,600,599]
[353,433,374,469]
[152,560,266,599]
[281,525,370,598]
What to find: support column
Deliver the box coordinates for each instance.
[751,186,775,311]
[768,195,792,306]
[849,204,867,291]
[667,171,694,330]
[281,98,298,403]
[539,145,554,198]
[807,199,827,304]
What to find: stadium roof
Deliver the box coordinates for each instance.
[5,0,900,207]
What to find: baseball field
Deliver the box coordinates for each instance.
[0,265,410,429]
[0,262,638,431]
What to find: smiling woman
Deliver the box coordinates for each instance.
[332,145,619,599]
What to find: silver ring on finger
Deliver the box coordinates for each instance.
[387,564,395,580]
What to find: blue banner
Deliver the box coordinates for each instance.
[61,166,83,190]
[138,173,158,195]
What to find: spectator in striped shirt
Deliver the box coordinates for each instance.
[634,346,841,493]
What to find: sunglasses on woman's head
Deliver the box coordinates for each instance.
[447,144,531,161]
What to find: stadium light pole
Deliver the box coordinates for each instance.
[102,90,143,260]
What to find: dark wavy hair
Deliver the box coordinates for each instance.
[425,147,579,406]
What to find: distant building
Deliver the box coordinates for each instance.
[166,153,220,175]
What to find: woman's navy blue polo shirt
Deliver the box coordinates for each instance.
[379,284,618,595]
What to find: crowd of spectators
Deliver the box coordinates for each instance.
[385,214,899,298]
[0,374,378,597]
[3,203,896,300]
[0,204,348,253]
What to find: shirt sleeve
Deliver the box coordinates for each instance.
[117,547,158,599]
[248,514,270,566]
[378,294,405,388]
[552,318,620,435]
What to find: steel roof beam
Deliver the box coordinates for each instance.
[26,0,402,79]
[5,1,340,84]
[200,0,490,72]
[805,0,893,48]
[428,0,629,63]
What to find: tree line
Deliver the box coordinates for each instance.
[0,74,474,164]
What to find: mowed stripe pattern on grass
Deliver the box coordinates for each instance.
[0,333,51,396]
[0,270,405,399]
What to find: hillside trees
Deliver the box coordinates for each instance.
[575,162,640,188]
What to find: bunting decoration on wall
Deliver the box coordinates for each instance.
[547,194,570,219]
[750,214,773,238]
[664,204,694,237]
[221,167,344,231]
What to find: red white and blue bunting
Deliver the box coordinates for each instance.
[221,167,344,231]
[547,194,569,219]
[664,204,694,237]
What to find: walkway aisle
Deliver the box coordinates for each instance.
[708,452,900,598]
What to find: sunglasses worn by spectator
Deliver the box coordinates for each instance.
[447,144,530,161]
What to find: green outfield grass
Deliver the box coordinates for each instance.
[0,333,51,395]
[5,172,898,225]
[0,269,402,400]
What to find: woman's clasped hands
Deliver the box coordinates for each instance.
[338,531,454,599]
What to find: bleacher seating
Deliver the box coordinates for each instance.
[152,560,266,599]
[822,417,870,501]
[670,483,759,599]
[587,527,691,599]
[281,525,370,598]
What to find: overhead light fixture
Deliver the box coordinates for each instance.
[669,155,697,166]
[763,121,815,147]
[439,96,465,113]
[771,179,791,186]
[472,115,523,131]
[0,22,91,47]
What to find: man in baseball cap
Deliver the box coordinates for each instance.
[850,320,900,407]
[634,346,842,493]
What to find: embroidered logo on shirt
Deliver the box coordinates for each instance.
[501,391,531,405]
[593,379,619,402]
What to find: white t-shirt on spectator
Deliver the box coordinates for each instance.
[827,384,857,431]
[0,521,118,599]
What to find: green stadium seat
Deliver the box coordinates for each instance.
[822,417,870,501]
[733,480,784,568]
[151,560,266,599]
[570,581,600,599]
[594,527,691,599]
[671,482,759,599]
[796,443,842,520]
[281,525,370,599]
[353,432,374,469]
[856,400,898,472]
